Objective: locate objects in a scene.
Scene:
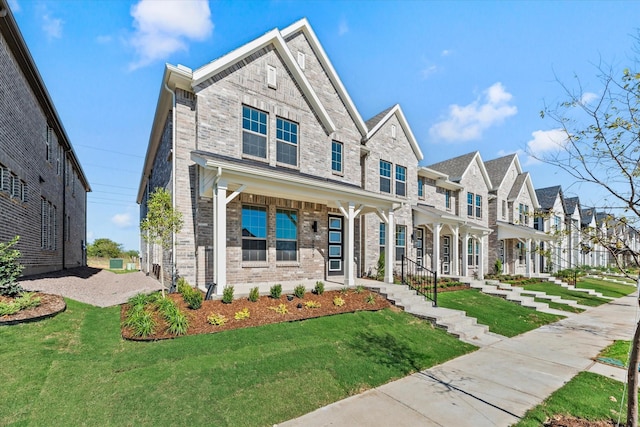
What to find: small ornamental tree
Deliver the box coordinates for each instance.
[140,187,183,298]
[0,236,25,297]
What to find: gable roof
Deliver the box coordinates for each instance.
[192,26,336,134]
[0,0,90,192]
[484,153,520,191]
[426,151,492,190]
[535,186,564,211]
[564,197,580,215]
[280,18,368,136]
[364,104,424,161]
[581,207,595,226]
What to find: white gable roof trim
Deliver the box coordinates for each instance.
[365,104,424,161]
[192,27,336,135]
[281,18,368,137]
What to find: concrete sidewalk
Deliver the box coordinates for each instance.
[280,294,638,427]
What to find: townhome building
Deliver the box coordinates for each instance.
[534,186,567,272]
[484,154,549,276]
[0,1,90,275]
[137,19,423,294]
[563,197,582,269]
[580,207,601,267]
[416,151,493,279]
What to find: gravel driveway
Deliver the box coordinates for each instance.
[19,267,163,308]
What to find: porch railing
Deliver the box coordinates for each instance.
[401,255,437,306]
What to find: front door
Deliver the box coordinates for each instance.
[442,235,450,274]
[415,228,424,267]
[328,215,343,276]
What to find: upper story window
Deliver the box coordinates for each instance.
[276,117,298,166]
[395,165,406,197]
[276,208,297,261]
[380,160,391,193]
[467,192,482,218]
[518,204,530,226]
[502,200,507,220]
[445,189,451,210]
[417,177,424,198]
[242,106,268,159]
[242,205,267,262]
[534,216,543,231]
[331,141,343,173]
[554,215,562,231]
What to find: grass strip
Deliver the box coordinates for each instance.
[576,278,636,298]
[522,282,610,306]
[436,289,564,337]
[0,299,475,427]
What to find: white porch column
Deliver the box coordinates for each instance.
[534,239,540,274]
[213,179,228,295]
[462,232,469,277]
[525,238,532,277]
[385,209,394,284]
[432,223,442,275]
[451,225,459,276]
[344,202,356,287]
[478,235,485,280]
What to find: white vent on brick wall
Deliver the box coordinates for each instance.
[391,124,396,139]
[267,65,277,89]
[297,52,306,70]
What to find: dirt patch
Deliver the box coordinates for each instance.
[0,293,66,325]
[121,289,391,341]
[544,415,616,426]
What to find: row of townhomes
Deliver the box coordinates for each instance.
[0,1,90,275]
[137,19,637,294]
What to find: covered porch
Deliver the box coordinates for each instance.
[495,221,551,277]
[192,151,400,295]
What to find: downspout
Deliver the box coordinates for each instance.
[61,150,67,270]
[164,81,177,289]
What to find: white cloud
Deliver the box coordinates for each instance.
[524,128,568,164]
[580,92,598,106]
[96,35,113,44]
[112,212,134,228]
[42,10,63,39]
[129,0,213,70]
[7,0,20,13]
[441,49,452,57]
[338,17,349,36]
[421,64,438,79]
[429,82,517,142]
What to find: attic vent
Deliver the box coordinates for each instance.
[391,124,397,139]
[297,52,306,70]
[267,65,277,89]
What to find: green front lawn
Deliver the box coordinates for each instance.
[576,277,636,298]
[0,299,475,427]
[599,340,632,367]
[515,372,628,426]
[522,282,610,306]
[436,289,564,337]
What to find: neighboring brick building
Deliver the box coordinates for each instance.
[0,1,90,275]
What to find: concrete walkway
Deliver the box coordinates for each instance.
[280,293,639,427]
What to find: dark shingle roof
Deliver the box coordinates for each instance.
[484,154,516,190]
[581,208,594,226]
[365,106,394,131]
[535,186,562,210]
[507,172,528,200]
[426,151,478,182]
[564,197,580,215]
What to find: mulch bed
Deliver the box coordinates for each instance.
[544,415,616,426]
[121,289,391,341]
[0,293,66,326]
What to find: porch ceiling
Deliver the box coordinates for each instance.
[192,150,400,212]
[414,205,492,235]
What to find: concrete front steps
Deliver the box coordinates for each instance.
[365,282,505,348]
[466,279,586,315]
[546,276,614,300]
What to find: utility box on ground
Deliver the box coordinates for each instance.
[109,258,124,270]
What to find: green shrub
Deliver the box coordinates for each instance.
[293,284,306,299]
[248,286,260,302]
[494,259,503,275]
[0,300,19,316]
[333,296,345,307]
[165,310,189,335]
[185,289,204,309]
[365,293,376,305]
[354,285,365,294]
[222,285,234,304]
[176,277,190,295]
[0,236,24,297]
[270,284,282,299]
[313,281,325,295]
[207,313,227,326]
[131,311,157,338]
[14,292,41,310]
[304,301,321,309]
[268,303,288,315]
[155,296,178,314]
[376,251,385,280]
[234,308,250,320]
[340,286,349,295]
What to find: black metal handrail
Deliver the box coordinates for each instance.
[401,255,437,306]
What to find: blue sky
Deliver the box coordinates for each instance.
[8,0,640,251]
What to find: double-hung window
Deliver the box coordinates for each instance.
[276,209,297,261]
[331,141,343,173]
[445,189,451,210]
[467,192,474,216]
[519,203,525,224]
[395,165,406,197]
[475,194,482,218]
[276,117,298,166]
[380,160,391,193]
[242,106,268,159]
[395,225,406,261]
[242,205,267,261]
[379,222,386,254]
[417,178,423,198]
